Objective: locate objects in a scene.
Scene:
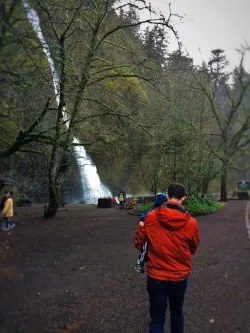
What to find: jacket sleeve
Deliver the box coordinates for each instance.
[189,217,200,255]
[139,212,147,221]
[2,199,10,216]
[140,208,152,222]
[134,224,147,251]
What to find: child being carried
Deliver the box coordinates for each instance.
[135,193,167,273]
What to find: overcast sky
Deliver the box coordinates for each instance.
[147,0,250,70]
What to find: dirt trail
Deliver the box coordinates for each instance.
[0,201,249,333]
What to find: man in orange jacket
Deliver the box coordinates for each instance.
[134,183,200,333]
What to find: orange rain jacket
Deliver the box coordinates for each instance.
[134,202,200,281]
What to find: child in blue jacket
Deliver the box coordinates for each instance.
[135,193,167,273]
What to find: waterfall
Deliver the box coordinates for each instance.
[23,2,112,203]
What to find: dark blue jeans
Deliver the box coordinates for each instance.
[147,276,188,333]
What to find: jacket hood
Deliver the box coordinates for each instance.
[155,204,190,231]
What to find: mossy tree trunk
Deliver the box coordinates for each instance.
[220,160,228,202]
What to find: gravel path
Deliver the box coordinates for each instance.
[0,201,249,333]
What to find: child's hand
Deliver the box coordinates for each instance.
[139,221,144,227]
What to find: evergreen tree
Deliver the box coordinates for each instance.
[143,25,167,63]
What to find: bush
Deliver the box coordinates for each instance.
[138,194,223,216]
[185,195,222,216]
[138,202,154,213]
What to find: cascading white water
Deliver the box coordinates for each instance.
[73,138,111,202]
[23,2,112,203]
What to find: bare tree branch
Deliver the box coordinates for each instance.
[79,97,153,137]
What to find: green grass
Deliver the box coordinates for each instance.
[138,195,223,216]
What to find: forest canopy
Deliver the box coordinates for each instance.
[1,0,250,216]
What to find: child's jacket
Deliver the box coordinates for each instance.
[2,198,13,217]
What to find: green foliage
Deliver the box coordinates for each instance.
[143,25,167,64]
[138,202,154,213]
[185,195,223,216]
[104,69,148,102]
[138,195,223,216]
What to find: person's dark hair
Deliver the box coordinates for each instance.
[167,183,186,200]
[4,190,13,196]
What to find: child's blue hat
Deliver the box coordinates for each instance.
[154,193,167,207]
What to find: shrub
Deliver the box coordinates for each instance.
[138,194,223,216]
[138,202,154,213]
[185,195,222,216]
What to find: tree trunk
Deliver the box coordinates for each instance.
[44,151,70,218]
[44,181,60,218]
[220,160,228,201]
[201,177,210,195]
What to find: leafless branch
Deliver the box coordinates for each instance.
[87,72,151,87]
[79,97,153,136]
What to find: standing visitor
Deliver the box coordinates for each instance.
[1,191,15,232]
[134,183,200,333]
[118,190,126,209]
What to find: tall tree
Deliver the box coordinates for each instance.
[192,49,250,201]
[28,0,179,217]
[143,25,168,63]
